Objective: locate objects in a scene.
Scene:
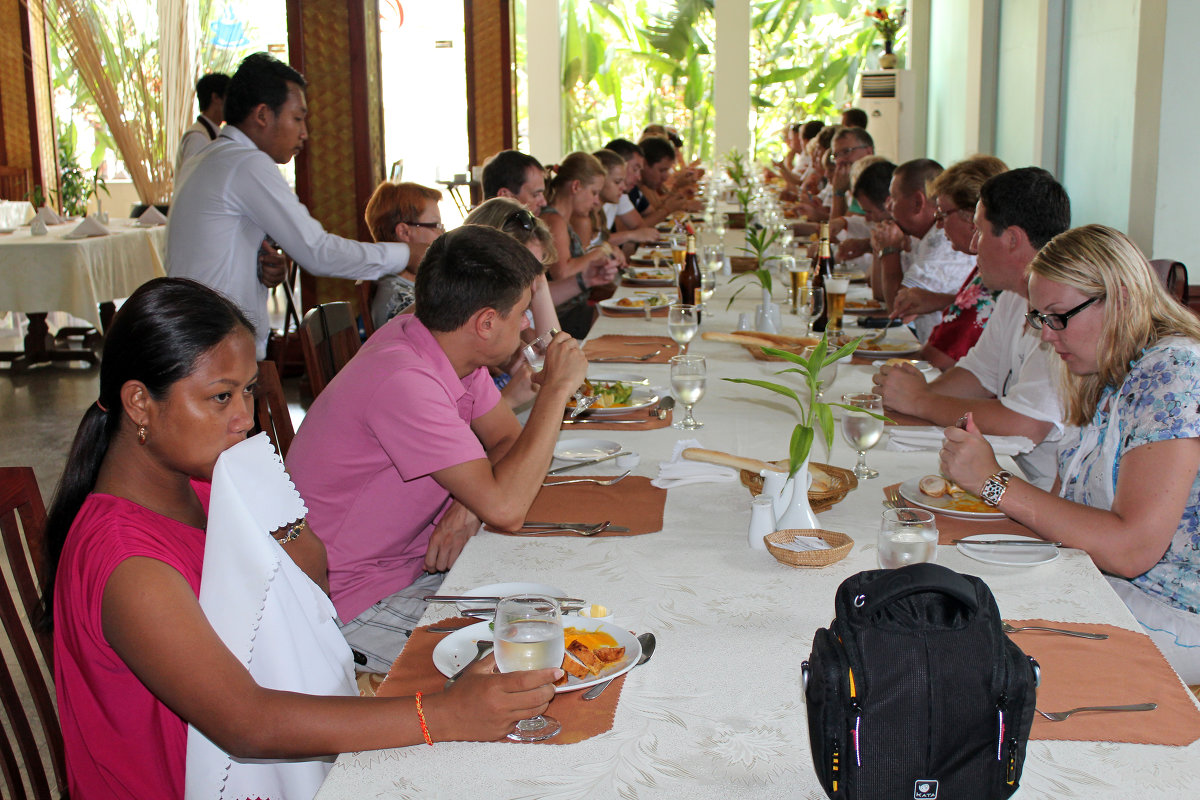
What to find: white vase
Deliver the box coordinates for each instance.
[760,468,792,518]
[755,304,780,333]
[775,458,818,531]
[748,496,775,550]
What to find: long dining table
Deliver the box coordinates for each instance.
[317,264,1200,798]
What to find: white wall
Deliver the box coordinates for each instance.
[925,0,971,165]
[1151,0,1200,268]
[994,0,1042,168]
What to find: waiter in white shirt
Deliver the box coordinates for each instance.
[175,73,229,174]
[168,53,407,359]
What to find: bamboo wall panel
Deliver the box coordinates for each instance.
[465,0,514,185]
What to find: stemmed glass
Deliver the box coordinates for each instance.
[493,595,564,742]
[778,254,797,308]
[668,304,699,353]
[840,393,885,479]
[670,354,706,429]
[797,286,824,335]
[521,329,595,417]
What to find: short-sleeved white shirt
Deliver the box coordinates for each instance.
[900,225,977,342]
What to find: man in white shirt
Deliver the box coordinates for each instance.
[872,158,976,340]
[168,53,407,359]
[872,167,1072,487]
[174,73,229,173]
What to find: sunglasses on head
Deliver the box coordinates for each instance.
[504,208,536,233]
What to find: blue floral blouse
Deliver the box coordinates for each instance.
[1057,339,1200,613]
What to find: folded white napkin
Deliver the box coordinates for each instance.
[885,426,1034,457]
[185,433,355,800]
[772,536,833,552]
[34,206,62,225]
[30,217,48,236]
[136,205,168,226]
[651,438,738,488]
[64,216,110,239]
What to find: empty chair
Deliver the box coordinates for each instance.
[255,360,295,458]
[298,301,360,398]
[0,467,67,800]
[1150,259,1189,305]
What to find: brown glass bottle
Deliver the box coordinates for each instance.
[678,233,702,310]
[811,221,836,332]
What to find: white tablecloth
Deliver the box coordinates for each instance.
[318,270,1200,799]
[0,218,166,329]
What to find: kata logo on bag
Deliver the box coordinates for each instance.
[914,779,939,799]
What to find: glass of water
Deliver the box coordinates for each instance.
[670,354,706,429]
[493,595,564,742]
[840,393,885,479]
[522,329,594,416]
[878,508,938,569]
[667,304,699,352]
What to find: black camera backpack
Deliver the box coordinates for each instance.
[802,563,1039,800]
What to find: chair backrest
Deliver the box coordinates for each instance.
[0,165,30,201]
[255,360,295,459]
[298,301,360,397]
[0,467,67,800]
[356,280,377,339]
[1150,259,1190,305]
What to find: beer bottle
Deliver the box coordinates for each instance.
[678,233,702,310]
[811,221,836,332]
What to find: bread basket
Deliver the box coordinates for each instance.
[741,460,858,512]
[763,529,854,568]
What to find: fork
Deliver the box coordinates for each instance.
[1002,622,1109,640]
[592,350,661,362]
[1036,703,1156,721]
[543,471,631,487]
[510,521,612,536]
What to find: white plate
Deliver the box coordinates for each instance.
[956,534,1061,567]
[432,618,641,693]
[855,340,922,359]
[455,582,567,616]
[570,388,659,417]
[898,477,1006,520]
[598,297,670,314]
[554,438,622,460]
[587,372,648,385]
[623,268,675,286]
[844,302,887,315]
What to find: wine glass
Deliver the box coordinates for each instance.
[840,393,884,479]
[667,304,699,352]
[778,254,797,308]
[521,329,595,417]
[878,508,938,569]
[493,595,564,742]
[670,354,706,429]
[797,286,824,335]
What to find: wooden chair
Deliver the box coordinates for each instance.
[0,165,30,201]
[0,467,67,800]
[255,360,295,459]
[356,280,377,339]
[1150,259,1189,306]
[299,301,360,398]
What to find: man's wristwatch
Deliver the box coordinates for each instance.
[980,470,1014,507]
[878,246,902,257]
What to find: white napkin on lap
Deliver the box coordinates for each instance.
[185,433,355,800]
[886,425,1034,456]
[136,205,168,226]
[652,438,738,488]
[64,216,110,239]
[34,206,62,225]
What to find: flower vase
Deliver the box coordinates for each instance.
[755,287,781,334]
[775,458,818,531]
[880,38,897,69]
[760,468,793,518]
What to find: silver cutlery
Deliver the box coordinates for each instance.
[562,418,651,425]
[622,341,666,345]
[1036,703,1156,722]
[444,640,493,688]
[548,451,630,474]
[542,471,631,487]
[509,521,615,536]
[1001,622,1108,639]
[591,350,661,362]
[583,632,656,700]
[654,397,675,419]
[954,539,1063,547]
[425,594,586,604]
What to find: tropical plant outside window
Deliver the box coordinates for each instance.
[520,0,906,163]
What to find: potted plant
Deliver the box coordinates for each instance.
[868,7,906,69]
[729,225,782,331]
[723,149,752,228]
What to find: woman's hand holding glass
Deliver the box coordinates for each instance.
[493,595,564,741]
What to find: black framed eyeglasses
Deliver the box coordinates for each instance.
[503,208,536,233]
[933,206,972,225]
[1025,296,1099,331]
[406,221,444,231]
[832,144,868,159]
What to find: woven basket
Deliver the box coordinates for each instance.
[728,255,759,273]
[764,529,854,568]
[741,460,858,512]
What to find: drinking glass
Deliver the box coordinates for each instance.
[667,304,699,351]
[878,508,938,569]
[493,595,564,742]
[702,244,723,274]
[788,260,810,315]
[779,255,797,308]
[840,393,884,479]
[670,354,706,429]
[797,287,824,334]
[824,277,850,332]
[522,329,594,416]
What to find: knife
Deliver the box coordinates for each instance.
[952,539,1063,547]
[522,522,631,532]
[424,595,586,604]
[548,450,630,474]
[562,419,649,425]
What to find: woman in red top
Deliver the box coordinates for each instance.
[44,278,560,799]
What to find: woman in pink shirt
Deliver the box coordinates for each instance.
[44,277,561,799]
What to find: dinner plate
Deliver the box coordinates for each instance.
[898,477,1006,520]
[872,359,933,373]
[623,268,676,286]
[554,438,622,460]
[587,371,648,385]
[432,618,641,693]
[956,534,1060,567]
[598,297,670,314]
[855,340,922,359]
[833,270,868,282]
[844,302,886,315]
[455,582,567,616]
[570,388,659,417]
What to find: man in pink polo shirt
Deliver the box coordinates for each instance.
[286,226,587,671]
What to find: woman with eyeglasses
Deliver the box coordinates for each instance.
[940,224,1200,681]
[363,181,445,329]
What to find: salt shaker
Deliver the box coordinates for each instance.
[748,496,775,551]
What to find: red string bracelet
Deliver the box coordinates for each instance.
[414,691,433,745]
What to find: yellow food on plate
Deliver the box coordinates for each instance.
[615,293,670,308]
[919,475,992,513]
[558,626,626,682]
[567,379,634,409]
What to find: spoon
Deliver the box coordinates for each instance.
[654,397,676,419]
[583,632,656,700]
[444,640,493,688]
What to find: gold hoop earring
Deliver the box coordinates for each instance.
[137,425,147,445]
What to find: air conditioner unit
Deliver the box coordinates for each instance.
[857,70,916,163]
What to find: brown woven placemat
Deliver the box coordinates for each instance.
[583,335,679,363]
[488,476,666,536]
[562,407,672,431]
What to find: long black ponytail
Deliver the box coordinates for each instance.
[38,278,253,630]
